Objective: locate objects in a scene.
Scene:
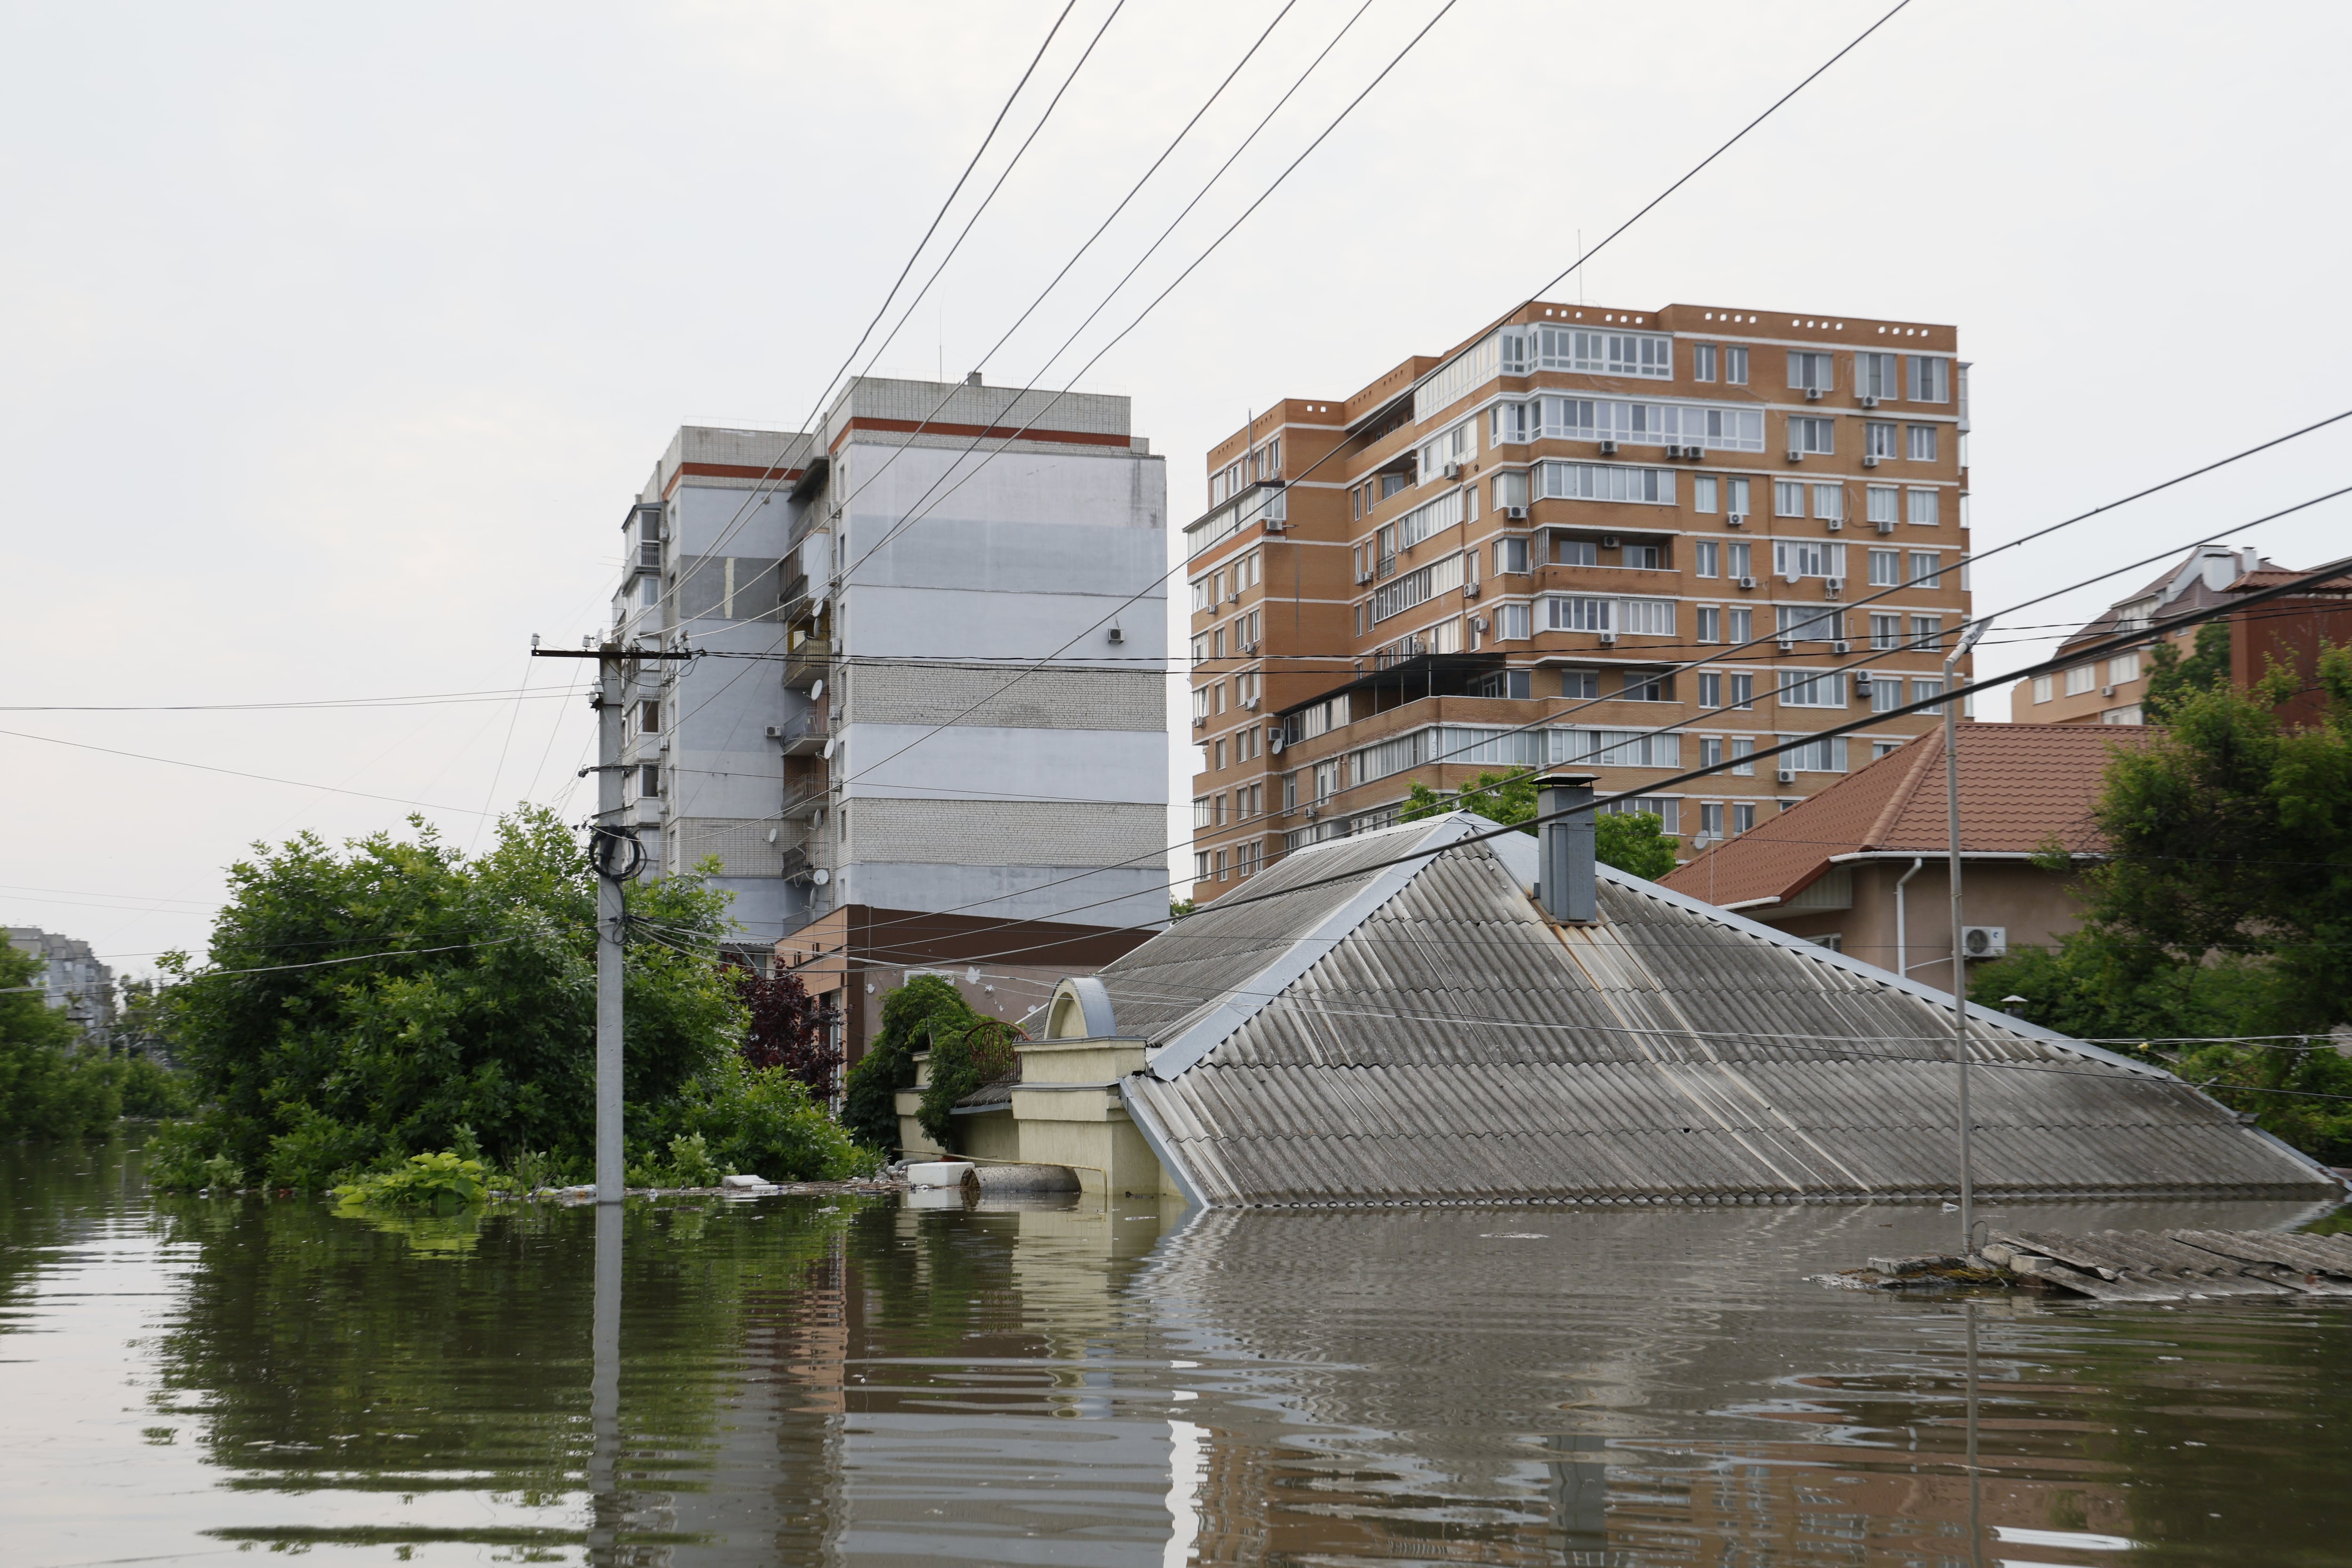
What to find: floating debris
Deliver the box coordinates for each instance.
[1825,1227,2352,1300]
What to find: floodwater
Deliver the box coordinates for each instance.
[6,1137,2351,1568]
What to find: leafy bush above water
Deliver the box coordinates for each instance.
[137,808,884,1190]
[0,945,192,1138]
[331,1151,490,1212]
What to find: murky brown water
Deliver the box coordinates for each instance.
[6,1134,2351,1567]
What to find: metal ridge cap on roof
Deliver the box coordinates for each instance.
[1597,861,2180,1081]
[1146,814,1492,1082]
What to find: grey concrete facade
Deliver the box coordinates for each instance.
[7,926,113,1037]
[611,381,1168,952]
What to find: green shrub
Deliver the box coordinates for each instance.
[917,1019,1021,1148]
[839,975,979,1155]
[116,1055,194,1119]
[332,1151,490,1213]
[0,945,122,1137]
[645,1061,883,1182]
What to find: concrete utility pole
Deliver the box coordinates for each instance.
[532,638,695,1205]
[1943,616,1992,1255]
[595,649,625,1203]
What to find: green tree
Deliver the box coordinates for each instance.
[0,944,123,1137]
[916,1018,1022,1149]
[1400,771,1680,879]
[145,807,757,1189]
[1973,643,2352,1158]
[2141,620,2232,721]
[838,975,981,1156]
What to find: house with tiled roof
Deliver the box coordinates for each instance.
[1660,723,2147,993]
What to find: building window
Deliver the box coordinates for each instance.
[1725,606,1752,644]
[1193,851,1211,883]
[1700,801,1724,837]
[1788,416,1835,455]
[1726,477,1752,517]
[1868,549,1899,587]
[1870,612,1901,649]
[1496,601,1531,640]
[2107,651,2141,684]
[1495,536,1529,574]
[1732,802,1756,833]
[1787,350,1836,392]
[1865,422,1898,460]
[1623,673,1669,702]
[1557,538,1598,567]
[1775,480,1805,518]
[1563,669,1600,699]
[1910,615,1943,650]
[1213,738,1226,771]
[1623,543,1663,570]
[1192,796,1216,828]
[1697,607,1721,644]
[1699,672,1723,708]
[1908,355,1951,402]
[1695,542,1720,579]
[1811,934,1845,953]
[1913,677,1946,713]
[2065,663,2098,696]
[1908,550,1942,588]
[1693,343,1717,382]
[1782,734,1848,771]
[1858,351,1898,400]
[1538,461,1677,505]
[1773,540,1842,581]
[1215,849,1228,882]
[2103,704,2145,724]
[1693,475,1718,514]
[1907,425,1939,462]
[1866,485,1899,527]
[2033,674,2054,704]
[639,575,660,609]
[1779,668,1846,708]
[1729,674,1755,710]
[638,764,660,797]
[1725,346,1749,385]
[1731,737,1755,774]
[1907,488,1940,525]
[1471,668,1533,700]
[1726,545,1752,583]
[1812,484,1845,523]
[1869,678,1900,713]
[1235,840,1262,877]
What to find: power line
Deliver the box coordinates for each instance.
[0,727,500,816]
[649,0,1090,632]
[0,685,592,712]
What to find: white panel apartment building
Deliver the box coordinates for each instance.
[611,378,1168,950]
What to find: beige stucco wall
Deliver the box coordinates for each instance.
[1761,858,2091,995]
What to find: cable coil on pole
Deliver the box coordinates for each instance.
[588,825,644,883]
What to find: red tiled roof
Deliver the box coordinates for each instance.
[2227,567,2352,595]
[1660,723,2152,911]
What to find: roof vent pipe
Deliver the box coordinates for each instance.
[2241,545,2260,578]
[1535,772,1599,924]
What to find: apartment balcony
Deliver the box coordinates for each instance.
[775,708,829,756]
[781,633,832,692]
[780,754,829,818]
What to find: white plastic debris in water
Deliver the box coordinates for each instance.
[720,1174,771,1190]
[905,1161,975,1187]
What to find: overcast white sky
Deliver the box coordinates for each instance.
[8,0,2351,977]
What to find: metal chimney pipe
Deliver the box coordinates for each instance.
[1535,772,1599,923]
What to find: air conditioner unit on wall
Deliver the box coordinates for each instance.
[1860,395,1879,409]
[1862,454,1880,469]
[1443,462,1461,480]
[1805,387,1825,401]
[1505,505,1527,520]
[1725,513,1746,528]
[1599,630,1618,645]
[1825,517,1843,532]
[1356,570,1373,584]
[1463,582,1481,599]
[1825,579,1843,599]
[1875,519,1895,534]
[1737,576,1757,590]
[1786,448,1804,462]
[1598,439,1618,454]
[1241,697,1259,710]
[1776,767,1796,783]
[1962,925,2008,959]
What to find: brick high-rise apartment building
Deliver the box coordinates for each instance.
[1183,301,1971,902]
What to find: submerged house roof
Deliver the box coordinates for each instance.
[1659,723,2148,915]
[1055,814,2332,1208]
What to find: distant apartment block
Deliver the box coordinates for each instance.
[612,377,1168,969]
[1183,302,1972,900]
[7,927,112,1036]
[2008,544,2285,726]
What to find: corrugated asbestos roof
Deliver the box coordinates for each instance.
[1099,818,2333,1207]
[1659,723,2150,913]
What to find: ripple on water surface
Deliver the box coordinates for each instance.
[4,1136,2350,1566]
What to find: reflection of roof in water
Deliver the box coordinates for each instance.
[1083,816,2334,1206]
